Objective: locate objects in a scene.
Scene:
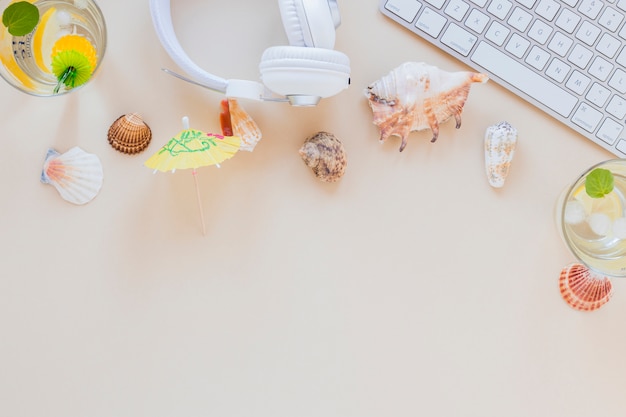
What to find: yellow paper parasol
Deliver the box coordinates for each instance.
[145,116,241,234]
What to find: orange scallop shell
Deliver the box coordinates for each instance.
[107,113,152,154]
[559,263,613,311]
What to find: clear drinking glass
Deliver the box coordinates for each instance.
[555,159,626,311]
[0,0,106,96]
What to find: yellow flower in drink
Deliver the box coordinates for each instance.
[50,34,97,93]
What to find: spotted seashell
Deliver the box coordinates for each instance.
[107,113,152,154]
[299,131,347,182]
[41,146,104,205]
[365,62,488,151]
[484,121,517,188]
[559,263,613,311]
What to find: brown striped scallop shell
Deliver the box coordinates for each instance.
[107,113,152,154]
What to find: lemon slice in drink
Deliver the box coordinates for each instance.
[31,7,58,73]
[573,185,623,220]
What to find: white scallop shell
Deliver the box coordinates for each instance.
[41,146,104,205]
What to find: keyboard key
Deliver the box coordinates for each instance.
[546,58,571,82]
[465,9,490,33]
[566,70,591,94]
[608,68,626,93]
[528,19,553,44]
[599,7,625,31]
[485,21,510,45]
[597,118,623,144]
[568,44,593,68]
[578,0,603,19]
[572,103,603,132]
[441,23,479,55]
[589,56,614,81]
[555,8,581,33]
[470,42,578,117]
[445,0,471,21]
[508,7,533,31]
[385,0,422,22]
[586,82,611,106]
[526,45,551,70]
[536,0,560,20]
[548,32,574,56]
[596,33,621,58]
[576,21,602,45]
[506,33,531,57]
[487,0,513,19]
[607,95,626,118]
[416,7,447,37]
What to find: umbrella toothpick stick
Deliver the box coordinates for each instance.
[192,168,206,235]
[182,116,206,235]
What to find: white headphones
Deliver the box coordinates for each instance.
[149,0,351,106]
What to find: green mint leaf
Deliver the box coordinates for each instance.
[2,2,39,37]
[585,168,615,199]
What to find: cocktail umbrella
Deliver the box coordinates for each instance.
[145,116,241,234]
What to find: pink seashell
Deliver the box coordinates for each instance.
[559,263,613,311]
[41,146,103,205]
[365,62,488,151]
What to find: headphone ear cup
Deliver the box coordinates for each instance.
[259,45,350,99]
[278,0,336,48]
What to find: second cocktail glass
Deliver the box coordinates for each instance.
[0,0,106,96]
[556,159,626,311]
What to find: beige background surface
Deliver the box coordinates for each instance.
[2,1,626,416]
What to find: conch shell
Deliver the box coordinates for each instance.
[484,121,517,188]
[219,98,262,151]
[365,62,488,151]
[299,131,347,182]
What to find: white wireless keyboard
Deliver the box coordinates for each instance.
[380,0,626,156]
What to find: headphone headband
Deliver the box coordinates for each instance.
[149,0,350,105]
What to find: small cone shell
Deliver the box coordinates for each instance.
[484,121,517,188]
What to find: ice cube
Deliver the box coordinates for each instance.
[589,213,612,236]
[564,201,586,224]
